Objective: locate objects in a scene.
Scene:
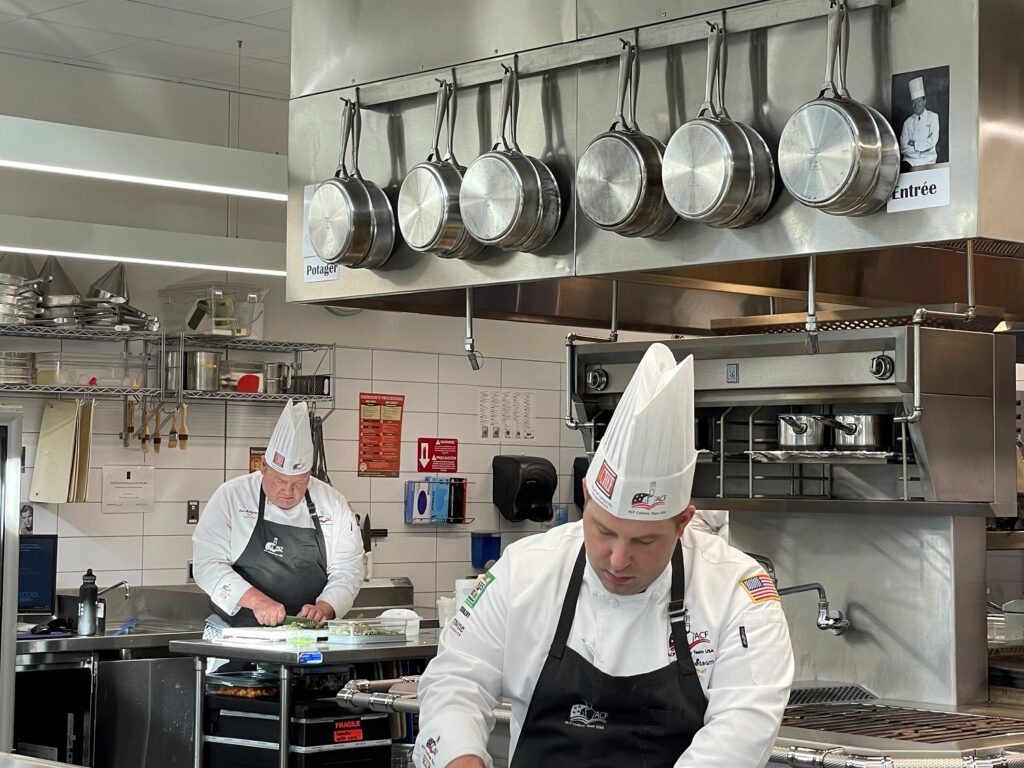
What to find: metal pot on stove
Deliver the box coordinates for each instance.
[778,414,828,449]
[827,414,886,451]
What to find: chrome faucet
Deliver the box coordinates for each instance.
[98,580,131,600]
[744,553,850,635]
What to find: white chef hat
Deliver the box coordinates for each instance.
[585,343,697,520]
[266,399,314,476]
[909,77,925,100]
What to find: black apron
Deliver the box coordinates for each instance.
[212,486,328,628]
[510,542,708,768]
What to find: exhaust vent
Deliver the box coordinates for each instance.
[920,239,1023,258]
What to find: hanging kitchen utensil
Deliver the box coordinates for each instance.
[168,408,178,449]
[398,80,471,255]
[308,100,374,266]
[577,41,674,238]
[437,73,486,259]
[38,256,79,298]
[663,23,754,225]
[708,25,776,229]
[777,1,883,213]
[178,403,189,449]
[89,263,129,303]
[826,0,899,216]
[460,59,562,253]
[348,89,397,269]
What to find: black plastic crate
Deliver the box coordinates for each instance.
[206,695,390,748]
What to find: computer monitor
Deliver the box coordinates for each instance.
[18,535,58,616]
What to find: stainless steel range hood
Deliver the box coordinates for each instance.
[286,0,1024,332]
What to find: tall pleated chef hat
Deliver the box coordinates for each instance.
[909,77,926,100]
[585,343,697,520]
[265,399,314,476]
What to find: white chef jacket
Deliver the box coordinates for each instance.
[413,521,794,768]
[900,109,940,166]
[192,472,364,617]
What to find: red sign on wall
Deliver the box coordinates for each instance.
[417,437,459,473]
[358,393,405,477]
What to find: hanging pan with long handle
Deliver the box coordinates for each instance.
[398,79,477,256]
[709,23,776,229]
[436,74,485,259]
[308,99,373,266]
[827,0,899,216]
[349,89,397,269]
[778,0,882,213]
[662,23,753,226]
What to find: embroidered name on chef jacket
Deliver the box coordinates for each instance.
[672,626,717,672]
[239,508,257,520]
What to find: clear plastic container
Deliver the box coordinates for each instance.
[158,281,267,338]
[34,352,151,388]
[326,618,407,645]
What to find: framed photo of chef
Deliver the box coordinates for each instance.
[888,65,951,213]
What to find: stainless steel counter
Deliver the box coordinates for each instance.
[17,626,202,656]
[169,629,439,666]
[0,755,72,768]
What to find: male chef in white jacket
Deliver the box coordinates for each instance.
[414,344,794,768]
[193,400,364,642]
[900,76,940,169]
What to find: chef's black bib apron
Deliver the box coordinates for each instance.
[211,486,328,628]
[510,542,708,767]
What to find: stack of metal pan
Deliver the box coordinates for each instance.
[778,0,898,216]
[663,23,775,229]
[0,352,34,384]
[0,274,42,325]
[32,260,160,331]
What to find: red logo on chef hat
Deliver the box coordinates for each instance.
[594,461,617,498]
[272,451,285,469]
[631,482,667,511]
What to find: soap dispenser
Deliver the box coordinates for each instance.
[77,569,99,636]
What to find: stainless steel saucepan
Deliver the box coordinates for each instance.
[778,414,829,449]
[308,100,373,266]
[436,75,486,260]
[778,2,882,212]
[828,414,886,451]
[663,23,753,226]
[348,91,397,269]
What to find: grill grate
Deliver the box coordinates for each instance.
[788,684,876,707]
[782,703,1024,743]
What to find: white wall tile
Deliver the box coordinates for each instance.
[436,532,471,562]
[373,350,439,383]
[439,354,500,387]
[369,502,406,530]
[374,562,435,593]
[437,413,488,445]
[321,410,358,442]
[143,568,189,586]
[402,412,439,442]
[334,471,370,504]
[59,503,143,537]
[436,561,479,593]
[57,536,143,572]
[147,434,225,469]
[373,532,437,564]
[371,381,439,414]
[57,569,142,591]
[334,378,373,411]
[437,384,480,416]
[142,534,194,570]
[337,347,373,380]
[414,592,439,609]
[156,469,225,502]
[145,502,200,536]
[500,360,561,391]
[457,444,498,475]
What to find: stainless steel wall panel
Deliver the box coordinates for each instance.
[729,512,987,705]
[286,69,577,302]
[578,0,748,39]
[290,0,576,98]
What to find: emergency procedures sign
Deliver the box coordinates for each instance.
[358,393,405,477]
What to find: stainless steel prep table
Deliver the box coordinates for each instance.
[170,630,440,768]
[0,754,74,768]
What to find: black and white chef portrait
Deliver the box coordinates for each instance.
[19,503,34,534]
[891,66,950,172]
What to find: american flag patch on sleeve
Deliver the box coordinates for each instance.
[739,573,780,604]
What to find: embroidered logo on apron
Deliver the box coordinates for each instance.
[566,702,609,730]
[264,537,284,558]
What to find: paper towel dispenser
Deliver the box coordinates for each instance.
[492,455,557,523]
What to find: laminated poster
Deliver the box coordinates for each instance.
[358,393,405,477]
[477,389,536,442]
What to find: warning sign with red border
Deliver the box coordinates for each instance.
[358,393,405,477]
[417,437,458,473]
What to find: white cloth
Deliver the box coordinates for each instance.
[585,344,697,520]
[191,472,364,617]
[266,399,314,476]
[900,109,940,166]
[413,521,794,768]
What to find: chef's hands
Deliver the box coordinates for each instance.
[296,601,335,627]
[239,588,286,626]
[445,757,486,768]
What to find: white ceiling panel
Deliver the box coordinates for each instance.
[0,0,85,15]
[38,0,219,37]
[129,0,287,22]
[0,11,17,21]
[0,17,139,58]
[243,7,289,31]
[81,38,254,78]
[198,58,288,96]
[162,20,289,61]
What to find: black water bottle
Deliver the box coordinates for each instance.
[77,569,99,637]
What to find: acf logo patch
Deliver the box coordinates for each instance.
[465,572,496,609]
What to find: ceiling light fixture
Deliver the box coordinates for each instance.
[0,246,286,277]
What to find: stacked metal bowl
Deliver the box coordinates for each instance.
[0,352,34,384]
[0,276,41,325]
